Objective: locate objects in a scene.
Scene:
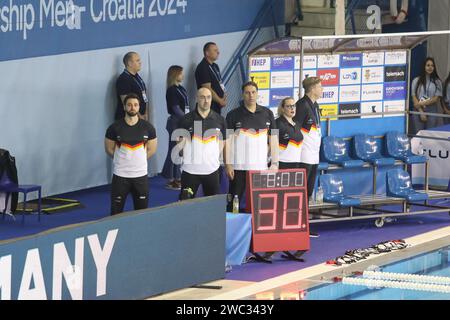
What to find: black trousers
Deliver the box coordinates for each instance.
[180,169,220,198]
[227,170,248,212]
[279,162,302,169]
[110,175,149,215]
[298,163,318,198]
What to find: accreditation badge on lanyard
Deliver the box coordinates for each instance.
[136,74,149,103]
[210,65,226,93]
[126,70,148,103]
[142,91,149,103]
[176,86,190,114]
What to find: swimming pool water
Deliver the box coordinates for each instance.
[304,246,450,300]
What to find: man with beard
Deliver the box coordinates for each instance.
[105,93,158,215]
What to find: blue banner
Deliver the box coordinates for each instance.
[340,53,362,68]
[0,0,283,62]
[384,82,407,100]
[271,56,295,71]
[0,195,226,300]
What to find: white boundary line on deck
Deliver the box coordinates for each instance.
[207,226,450,300]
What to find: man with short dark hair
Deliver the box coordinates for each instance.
[225,81,278,212]
[105,93,157,215]
[195,42,227,114]
[115,52,149,120]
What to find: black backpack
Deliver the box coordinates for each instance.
[0,148,19,212]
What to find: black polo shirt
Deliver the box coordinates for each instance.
[294,95,319,131]
[195,58,225,114]
[105,119,156,178]
[166,84,188,118]
[294,96,321,164]
[115,70,148,120]
[177,109,226,175]
[276,116,303,163]
[226,105,277,171]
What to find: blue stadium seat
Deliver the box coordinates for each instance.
[354,134,395,166]
[386,169,428,202]
[318,162,329,171]
[319,174,361,207]
[322,136,364,168]
[385,131,427,164]
[0,172,41,224]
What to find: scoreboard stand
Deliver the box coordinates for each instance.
[281,250,307,262]
[246,169,310,262]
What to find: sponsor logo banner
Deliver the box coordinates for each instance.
[271,56,295,71]
[302,69,317,81]
[317,69,339,86]
[303,55,317,69]
[384,100,406,117]
[362,51,385,66]
[271,71,294,89]
[361,84,383,101]
[339,103,361,119]
[340,53,362,67]
[317,54,340,68]
[384,65,406,82]
[384,82,406,100]
[361,101,383,118]
[339,68,361,85]
[270,88,293,107]
[362,66,384,84]
[385,51,407,65]
[257,89,270,107]
[318,86,339,104]
[249,57,271,72]
[339,85,361,102]
[250,72,270,89]
[319,104,338,121]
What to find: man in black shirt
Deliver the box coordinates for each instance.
[294,77,323,200]
[195,42,227,114]
[176,88,226,199]
[115,52,149,120]
[225,81,278,212]
[105,93,157,215]
[294,77,323,238]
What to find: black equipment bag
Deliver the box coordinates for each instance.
[0,148,19,212]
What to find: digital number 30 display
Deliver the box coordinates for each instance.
[246,169,310,253]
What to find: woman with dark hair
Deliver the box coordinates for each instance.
[161,65,189,190]
[411,57,443,132]
[441,72,450,124]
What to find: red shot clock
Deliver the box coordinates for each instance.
[246,169,310,253]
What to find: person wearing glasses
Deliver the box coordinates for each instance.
[276,97,303,169]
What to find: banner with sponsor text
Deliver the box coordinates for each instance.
[308,50,408,121]
[249,55,300,116]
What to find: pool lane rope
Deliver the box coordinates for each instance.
[342,276,450,294]
[363,271,450,286]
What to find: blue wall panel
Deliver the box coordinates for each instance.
[0,0,284,62]
[0,195,226,300]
